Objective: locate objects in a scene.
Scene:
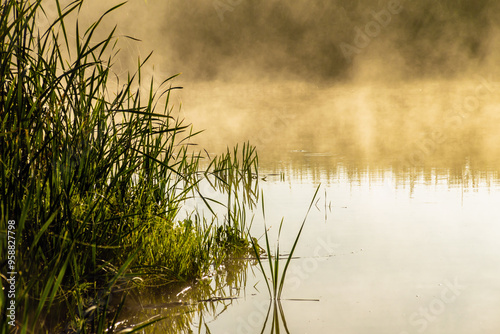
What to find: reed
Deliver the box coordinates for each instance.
[204,142,259,242]
[0,1,258,332]
[251,185,320,300]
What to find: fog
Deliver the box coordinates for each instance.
[104,0,499,81]
[76,0,500,166]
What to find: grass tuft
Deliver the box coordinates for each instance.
[0,1,259,332]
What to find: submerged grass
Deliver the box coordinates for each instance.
[0,1,258,332]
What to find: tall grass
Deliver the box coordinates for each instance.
[204,142,259,247]
[251,185,320,300]
[0,1,258,332]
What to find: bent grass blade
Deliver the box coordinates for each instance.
[251,184,321,300]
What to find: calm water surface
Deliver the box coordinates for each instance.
[123,156,500,333]
[125,82,500,333]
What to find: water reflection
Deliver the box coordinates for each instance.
[118,153,500,333]
[115,258,253,333]
[260,152,500,195]
[258,301,289,334]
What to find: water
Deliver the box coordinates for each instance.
[123,81,500,333]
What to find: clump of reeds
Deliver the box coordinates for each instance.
[204,142,259,244]
[0,1,258,332]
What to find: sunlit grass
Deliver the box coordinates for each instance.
[0,1,258,332]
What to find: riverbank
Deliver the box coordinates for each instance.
[0,1,258,332]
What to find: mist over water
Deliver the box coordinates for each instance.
[81,0,500,167]
[121,0,499,82]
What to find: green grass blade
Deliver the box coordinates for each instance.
[277,184,321,299]
[250,235,272,298]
